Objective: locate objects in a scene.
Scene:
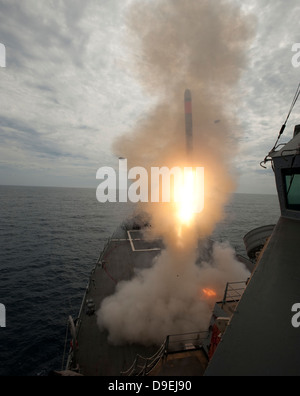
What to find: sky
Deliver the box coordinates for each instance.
[0,0,300,194]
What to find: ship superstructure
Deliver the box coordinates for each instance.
[205,125,300,376]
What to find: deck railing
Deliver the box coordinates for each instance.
[221,280,248,308]
[121,330,209,376]
[165,331,209,354]
[121,342,166,376]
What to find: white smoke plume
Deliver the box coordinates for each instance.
[97,0,255,346]
[97,242,250,346]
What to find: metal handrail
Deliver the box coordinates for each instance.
[122,330,210,376]
[121,341,166,376]
[65,237,112,371]
[165,331,209,353]
[222,281,247,307]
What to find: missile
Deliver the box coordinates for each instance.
[184,89,193,155]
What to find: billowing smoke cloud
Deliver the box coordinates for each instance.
[97,0,255,346]
[98,242,250,346]
[112,0,255,244]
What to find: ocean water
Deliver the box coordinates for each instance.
[0,186,281,376]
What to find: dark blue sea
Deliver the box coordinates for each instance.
[0,186,281,376]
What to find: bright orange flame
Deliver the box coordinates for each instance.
[202,288,217,297]
[176,169,195,225]
[174,168,204,226]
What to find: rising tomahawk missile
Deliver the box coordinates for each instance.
[184,89,193,155]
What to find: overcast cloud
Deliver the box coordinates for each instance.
[0,0,300,193]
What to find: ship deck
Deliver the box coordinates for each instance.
[69,225,165,376]
[65,219,253,376]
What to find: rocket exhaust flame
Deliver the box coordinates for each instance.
[176,168,196,225]
[175,166,204,227]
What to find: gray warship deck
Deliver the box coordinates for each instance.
[65,219,253,376]
[68,224,165,376]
